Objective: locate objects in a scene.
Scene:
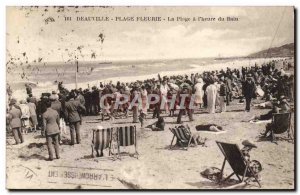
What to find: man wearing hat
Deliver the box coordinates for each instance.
[50,93,62,136]
[43,100,60,160]
[224,75,233,106]
[242,73,256,112]
[36,95,49,135]
[64,91,86,145]
[91,86,100,115]
[7,99,24,144]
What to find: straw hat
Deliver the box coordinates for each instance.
[242,140,257,148]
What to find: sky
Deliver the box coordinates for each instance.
[6,6,294,62]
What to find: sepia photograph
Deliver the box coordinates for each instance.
[5,6,295,190]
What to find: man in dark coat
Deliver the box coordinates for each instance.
[242,74,256,112]
[43,100,60,160]
[64,91,86,145]
[83,89,92,116]
[225,75,233,105]
[91,87,100,115]
[8,99,24,144]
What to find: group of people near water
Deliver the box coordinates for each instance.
[6,59,294,160]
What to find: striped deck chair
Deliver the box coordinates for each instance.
[169,125,193,150]
[91,127,113,158]
[216,141,262,188]
[117,125,138,159]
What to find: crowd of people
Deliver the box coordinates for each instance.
[6,59,294,160]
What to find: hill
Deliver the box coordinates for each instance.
[247,43,294,58]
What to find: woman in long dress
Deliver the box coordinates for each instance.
[206,81,217,114]
[140,86,148,116]
[194,78,204,108]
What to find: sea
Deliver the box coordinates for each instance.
[6,57,283,100]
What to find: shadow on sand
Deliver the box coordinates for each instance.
[18,154,47,161]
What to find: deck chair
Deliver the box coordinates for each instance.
[271,112,293,143]
[117,125,138,159]
[170,125,194,150]
[216,141,262,188]
[91,127,113,158]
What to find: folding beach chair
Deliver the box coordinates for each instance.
[270,112,293,143]
[216,141,262,188]
[117,125,138,159]
[91,127,113,158]
[169,125,194,150]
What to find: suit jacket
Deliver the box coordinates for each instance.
[225,79,233,92]
[8,106,22,129]
[43,108,60,135]
[64,98,86,123]
[76,94,86,106]
[242,80,256,98]
[51,100,62,116]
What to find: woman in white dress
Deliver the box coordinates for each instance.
[194,78,204,108]
[206,81,218,114]
[140,86,148,116]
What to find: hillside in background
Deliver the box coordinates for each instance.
[247,43,294,58]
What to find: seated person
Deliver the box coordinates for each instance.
[175,125,206,146]
[278,96,291,112]
[146,116,165,131]
[195,124,224,132]
[260,96,291,138]
[249,105,280,122]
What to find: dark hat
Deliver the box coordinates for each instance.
[242,140,257,148]
[9,98,17,105]
[52,91,57,94]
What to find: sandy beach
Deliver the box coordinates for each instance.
[5,5,295,191]
[6,96,295,189]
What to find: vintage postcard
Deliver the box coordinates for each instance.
[6,6,295,190]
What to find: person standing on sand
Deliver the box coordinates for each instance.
[140,85,148,117]
[177,84,193,124]
[19,100,30,134]
[160,79,170,112]
[27,97,38,132]
[8,99,24,145]
[152,84,161,119]
[224,75,233,106]
[131,84,140,123]
[194,78,204,109]
[206,80,217,114]
[50,94,63,143]
[43,100,60,161]
[242,74,256,112]
[219,78,227,113]
[64,91,86,145]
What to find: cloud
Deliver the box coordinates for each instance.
[6,6,294,61]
